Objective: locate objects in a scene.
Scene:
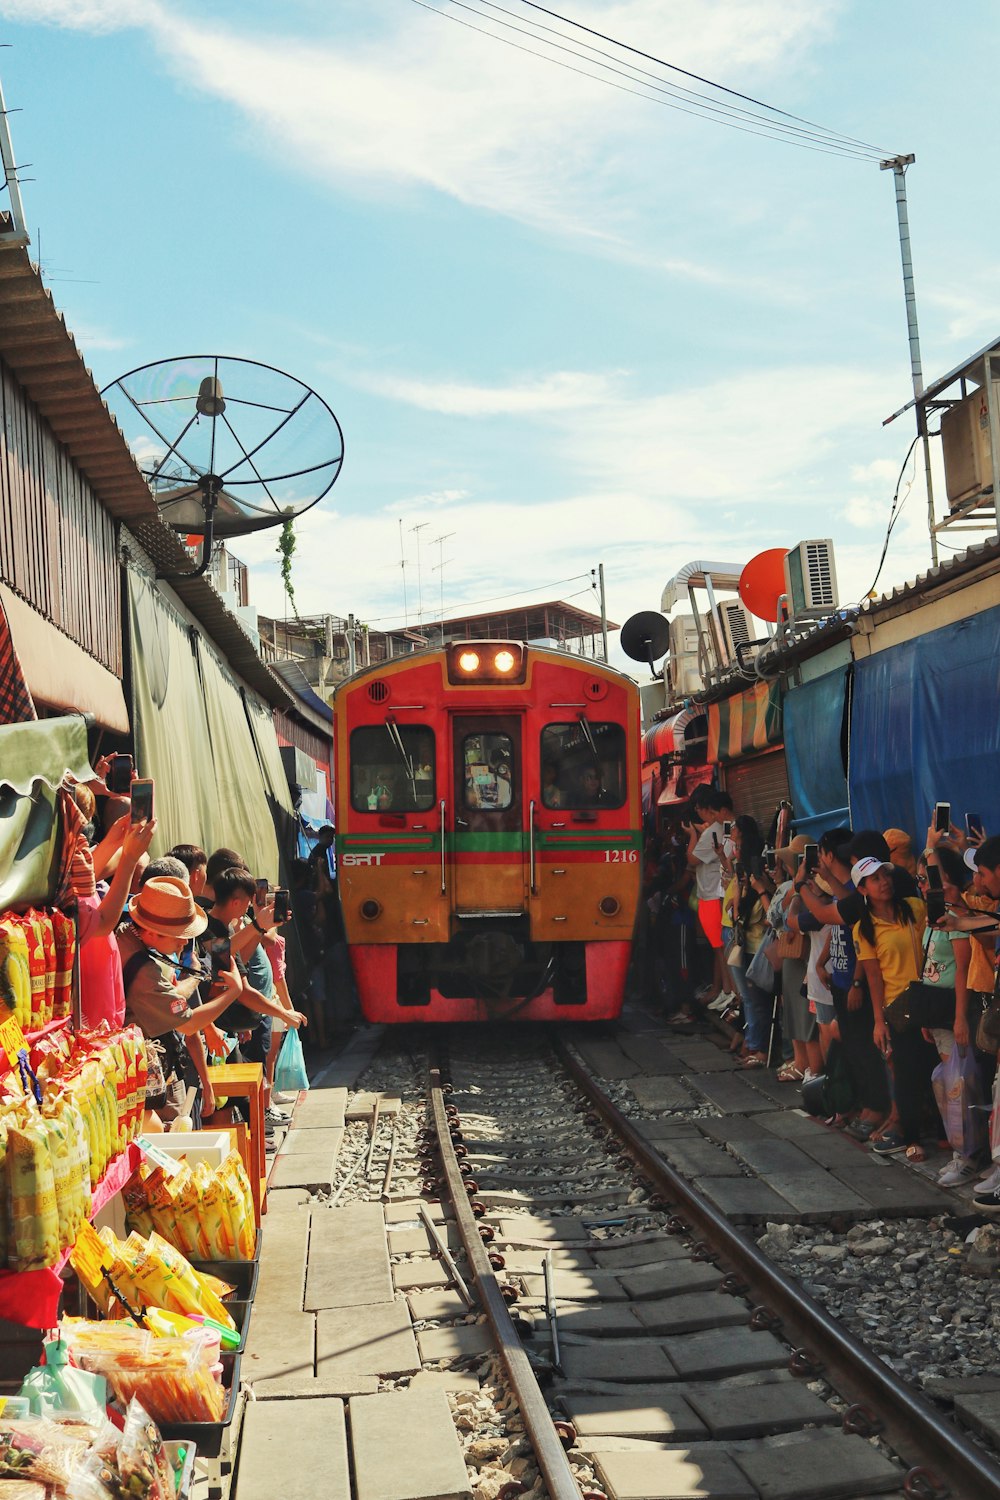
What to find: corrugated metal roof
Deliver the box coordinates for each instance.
[862,534,1000,610]
[0,242,301,716]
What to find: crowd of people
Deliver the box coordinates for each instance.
[64,758,346,1142]
[643,784,1000,1201]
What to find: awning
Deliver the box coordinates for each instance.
[708,680,782,764]
[642,708,699,764]
[0,585,129,733]
[0,715,94,908]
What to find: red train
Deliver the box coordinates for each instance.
[333,641,642,1022]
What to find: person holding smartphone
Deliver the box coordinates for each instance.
[851,857,931,1161]
[685,792,729,1006]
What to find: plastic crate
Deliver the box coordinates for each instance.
[158,1354,241,1459]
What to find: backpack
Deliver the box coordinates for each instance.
[800,1038,855,1119]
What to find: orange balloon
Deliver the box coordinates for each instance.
[739,548,789,622]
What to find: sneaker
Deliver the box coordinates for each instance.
[271,1090,297,1106]
[974,1186,1000,1213]
[937,1154,980,1188]
[264,1107,288,1129]
[975,1164,1000,1194]
[695,984,716,1000]
[707,994,732,1013]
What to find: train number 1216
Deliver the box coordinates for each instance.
[604,849,638,863]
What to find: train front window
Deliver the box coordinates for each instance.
[462,732,514,811]
[350,724,436,813]
[541,722,627,809]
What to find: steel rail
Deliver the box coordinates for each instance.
[427,1064,581,1500]
[556,1035,1000,1500]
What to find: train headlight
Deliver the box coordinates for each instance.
[494,649,516,674]
[599,896,621,916]
[458,651,481,673]
[360,899,382,921]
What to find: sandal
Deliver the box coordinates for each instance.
[904,1144,928,1164]
[740,1053,766,1068]
[775,1063,804,1083]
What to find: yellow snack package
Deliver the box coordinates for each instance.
[6,1120,60,1270]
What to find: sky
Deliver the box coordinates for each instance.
[1,0,998,668]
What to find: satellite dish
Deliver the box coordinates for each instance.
[101,355,344,576]
[739,548,789,623]
[620,611,671,674]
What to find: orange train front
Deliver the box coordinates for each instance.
[333,642,642,1022]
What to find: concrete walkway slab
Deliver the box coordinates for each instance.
[633,1292,748,1336]
[560,1393,706,1441]
[557,1304,646,1338]
[663,1326,788,1379]
[572,1039,641,1079]
[590,1240,690,1270]
[687,1074,777,1114]
[954,1389,1000,1445]
[254,1208,311,1311]
[242,1311,316,1383]
[316,1301,420,1379]
[765,1171,871,1219]
[733,1431,902,1499]
[416,1323,494,1363]
[346,1091,402,1121]
[249,1374,379,1399]
[656,1140,744,1178]
[696,1117,769,1144]
[350,1386,471,1500]
[410,1370,481,1394]
[593,1447,755,1500]
[280,1126,344,1157]
[728,1138,821,1174]
[306,1202,393,1309]
[408,1289,470,1322]
[496,1214,590,1241]
[829,1167,953,1216]
[756,1109,826,1140]
[693,1177,797,1222]
[270,1152,337,1191]
[291,1087,347,1129]
[616,1036,688,1074]
[559,1340,678,1383]
[630,1078,695,1113]
[520,1269,628,1302]
[685,1380,840,1438]
[265,1187,311,1212]
[235,1395,347,1500]
[393,1259,454,1291]
[618,1260,723,1300]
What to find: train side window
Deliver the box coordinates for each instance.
[462,732,514,811]
[541,723,626,809]
[350,724,436,813]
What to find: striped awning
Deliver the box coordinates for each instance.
[708,680,782,763]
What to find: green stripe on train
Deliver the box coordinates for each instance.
[338,828,641,855]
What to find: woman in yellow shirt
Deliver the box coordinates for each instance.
[852,856,931,1160]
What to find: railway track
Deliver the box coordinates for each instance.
[417,1028,1000,1500]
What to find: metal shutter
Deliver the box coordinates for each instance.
[722,748,790,834]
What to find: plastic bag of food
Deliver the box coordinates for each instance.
[6,1121,60,1271]
[117,1400,173,1500]
[0,1417,91,1488]
[18,1339,107,1426]
[73,1328,224,1426]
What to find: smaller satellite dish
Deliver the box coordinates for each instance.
[620,612,671,673]
[739,548,789,623]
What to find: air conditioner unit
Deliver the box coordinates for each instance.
[941,386,993,508]
[717,600,756,663]
[784,540,838,616]
[666,615,701,696]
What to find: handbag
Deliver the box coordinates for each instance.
[890,928,955,1033]
[746,943,778,991]
[772,928,806,962]
[725,918,746,969]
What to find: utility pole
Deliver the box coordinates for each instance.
[880,153,938,566]
[594,564,609,662]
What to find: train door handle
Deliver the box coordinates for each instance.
[440,799,447,895]
[528,800,537,895]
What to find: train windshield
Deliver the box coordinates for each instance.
[540,722,627,809]
[350,724,436,813]
[461,731,514,811]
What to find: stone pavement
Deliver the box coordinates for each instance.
[572,1015,956,1223]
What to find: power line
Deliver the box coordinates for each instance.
[514,0,895,156]
[410,0,894,160]
[467,0,885,158]
[362,570,593,623]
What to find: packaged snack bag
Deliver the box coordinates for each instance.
[0,923,31,1030]
[26,914,55,1028]
[50,910,76,1022]
[16,919,46,1032]
[6,1121,60,1271]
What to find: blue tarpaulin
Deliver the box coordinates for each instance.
[784,666,850,836]
[849,606,1000,839]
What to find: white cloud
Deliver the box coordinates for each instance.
[356,369,617,416]
[1,0,841,260]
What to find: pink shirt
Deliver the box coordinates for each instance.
[76,895,125,1030]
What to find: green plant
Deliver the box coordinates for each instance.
[278,518,299,618]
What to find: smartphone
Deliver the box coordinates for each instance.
[804,843,819,874]
[255,878,269,906]
[764,849,777,872]
[209,937,232,981]
[129,778,154,824]
[934,801,951,835]
[711,832,719,851]
[966,813,984,839]
[107,753,134,795]
[722,821,733,837]
[926,864,943,891]
[749,855,763,879]
[273,888,291,923]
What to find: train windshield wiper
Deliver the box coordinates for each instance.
[577,712,598,757]
[385,716,418,796]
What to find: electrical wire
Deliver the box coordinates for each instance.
[470,0,886,157]
[860,433,921,602]
[410,0,885,159]
[513,0,894,156]
[361,570,593,624]
[410,0,895,160]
